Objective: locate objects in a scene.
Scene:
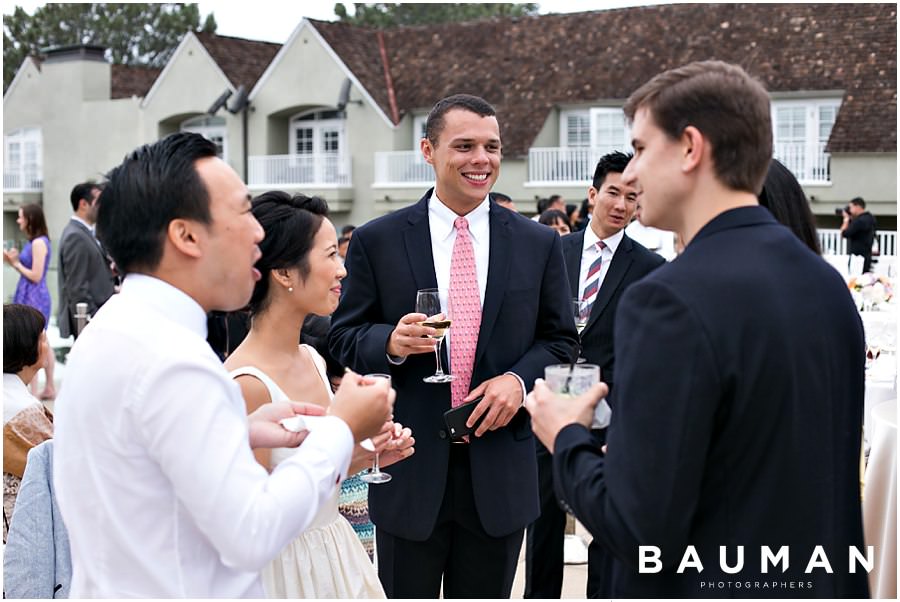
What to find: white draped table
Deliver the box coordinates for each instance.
[863,401,897,599]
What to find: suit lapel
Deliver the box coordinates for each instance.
[473,202,511,370]
[583,235,634,334]
[562,231,585,299]
[403,192,439,292]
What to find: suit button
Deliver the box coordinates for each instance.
[438,430,447,439]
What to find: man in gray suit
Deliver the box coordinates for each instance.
[57,182,115,338]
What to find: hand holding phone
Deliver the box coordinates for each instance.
[443,396,485,439]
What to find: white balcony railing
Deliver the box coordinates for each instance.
[527,147,598,185]
[247,154,351,188]
[774,141,831,184]
[373,151,434,186]
[3,169,42,192]
[819,229,896,256]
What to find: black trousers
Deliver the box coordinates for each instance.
[523,439,565,598]
[376,444,523,598]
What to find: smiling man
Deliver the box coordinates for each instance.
[330,94,577,597]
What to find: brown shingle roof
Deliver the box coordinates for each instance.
[110,64,161,99]
[311,3,896,157]
[194,31,281,90]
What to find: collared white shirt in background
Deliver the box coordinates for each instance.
[625,219,677,261]
[578,227,624,297]
[3,373,42,424]
[70,215,94,234]
[53,274,353,598]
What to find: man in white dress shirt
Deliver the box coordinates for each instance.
[52,132,394,598]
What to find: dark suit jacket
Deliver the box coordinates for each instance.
[329,191,578,540]
[562,230,664,393]
[842,211,877,272]
[553,207,868,597]
[57,219,115,338]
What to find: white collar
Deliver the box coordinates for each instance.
[71,215,94,232]
[583,225,625,255]
[119,274,208,338]
[429,192,490,244]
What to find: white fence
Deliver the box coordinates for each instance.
[3,169,42,191]
[373,151,434,186]
[247,154,351,187]
[774,141,830,184]
[819,229,896,256]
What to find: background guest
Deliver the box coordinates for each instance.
[841,196,876,272]
[3,204,56,399]
[758,158,821,255]
[490,191,518,212]
[538,208,572,235]
[3,303,54,542]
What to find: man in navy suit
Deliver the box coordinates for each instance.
[329,94,577,598]
[525,151,664,598]
[527,61,868,598]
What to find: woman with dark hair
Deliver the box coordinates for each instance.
[3,204,56,399]
[224,191,413,598]
[538,208,572,236]
[3,303,54,542]
[758,159,822,255]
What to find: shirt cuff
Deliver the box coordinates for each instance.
[299,415,354,481]
[504,371,527,406]
[386,353,407,365]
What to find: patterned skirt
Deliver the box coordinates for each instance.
[338,472,374,560]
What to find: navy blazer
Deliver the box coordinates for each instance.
[553,207,868,597]
[562,230,664,393]
[329,191,578,540]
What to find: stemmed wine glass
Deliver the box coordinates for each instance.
[573,298,590,363]
[360,373,393,484]
[416,288,455,383]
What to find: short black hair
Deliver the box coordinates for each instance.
[425,94,496,146]
[341,224,356,236]
[538,209,571,230]
[97,132,217,274]
[4,303,45,373]
[592,151,633,190]
[490,191,512,204]
[70,181,100,212]
[849,197,866,209]
[248,191,329,316]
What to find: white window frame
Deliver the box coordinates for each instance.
[289,110,346,157]
[559,110,590,148]
[588,108,631,155]
[771,98,841,184]
[4,127,42,191]
[413,114,428,149]
[180,115,227,159]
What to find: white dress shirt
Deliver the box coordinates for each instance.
[53,274,353,598]
[624,219,677,261]
[578,226,624,297]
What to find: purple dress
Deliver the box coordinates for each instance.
[12,236,51,328]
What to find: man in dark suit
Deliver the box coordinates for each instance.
[329,94,577,598]
[841,196,877,273]
[526,61,868,598]
[525,151,664,599]
[57,182,115,338]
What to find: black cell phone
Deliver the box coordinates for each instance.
[443,396,485,439]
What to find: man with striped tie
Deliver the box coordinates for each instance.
[525,151,664,599]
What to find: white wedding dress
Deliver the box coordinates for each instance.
[230,344,385,599]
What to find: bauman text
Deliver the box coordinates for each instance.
[638,545,874,574]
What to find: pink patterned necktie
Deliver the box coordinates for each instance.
[449,216,481,409]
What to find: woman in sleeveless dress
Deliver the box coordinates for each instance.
[224,192,414,598]
[3,204,56,400]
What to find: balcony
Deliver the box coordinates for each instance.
[527,147,600,186]
[774,141,831,184]
[373,151,434,187]
[3,168,42,192]
[247,154,351,188]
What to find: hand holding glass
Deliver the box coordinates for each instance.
[544,363,611,428]
[360,374,393,484]
[416,288,455,383]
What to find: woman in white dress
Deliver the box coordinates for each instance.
[224,192,413,598]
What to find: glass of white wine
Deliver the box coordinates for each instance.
[360,373,393,484]
[573,298,590,363]
[416,288,455,384]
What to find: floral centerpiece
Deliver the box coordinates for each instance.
[848,273,893,310]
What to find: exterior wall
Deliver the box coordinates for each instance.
[808,153,897,217]
[141,34,242,175]
[249,22,398,227]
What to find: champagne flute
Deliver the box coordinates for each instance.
[359,373,393,484]
[416,288,455,383]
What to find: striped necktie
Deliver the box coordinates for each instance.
[581,241,607,315]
